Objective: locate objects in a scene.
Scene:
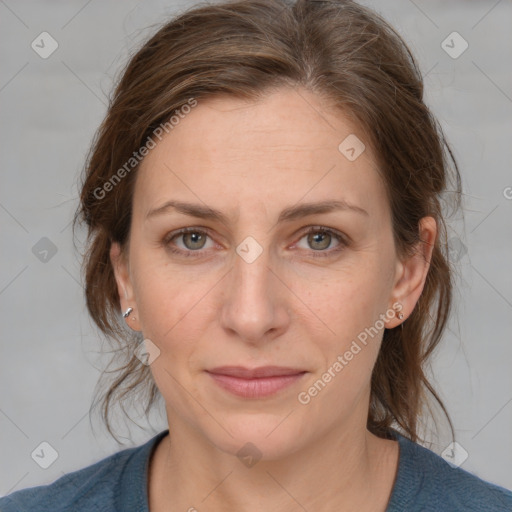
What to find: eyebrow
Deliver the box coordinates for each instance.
[145,199,368,224]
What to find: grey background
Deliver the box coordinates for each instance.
[1,0,511,497]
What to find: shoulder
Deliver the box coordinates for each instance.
[0,431,168,512]
[0,448,134,512]
[387,432,512,512]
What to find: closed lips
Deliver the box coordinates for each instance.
[206,366,307,378]
[206,366,308,399]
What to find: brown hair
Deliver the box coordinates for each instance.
[76,0,461,444]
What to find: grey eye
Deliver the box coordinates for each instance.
[181,231,208,250]
[306,231,332,250]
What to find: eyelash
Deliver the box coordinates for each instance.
[163,226,348,259]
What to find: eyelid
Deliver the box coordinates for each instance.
[295,225,348,243]
[163,226,214,244]
[163,226,217,257]
[291,225,348,256]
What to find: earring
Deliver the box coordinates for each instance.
[393,303,404,320]
[123,307,133,318]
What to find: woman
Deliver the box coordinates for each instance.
[2,0,511,510]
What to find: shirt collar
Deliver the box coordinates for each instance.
[116,429,170,511]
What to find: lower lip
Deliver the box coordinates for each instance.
[207,372,306,398]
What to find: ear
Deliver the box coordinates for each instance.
[387,216,437,328]
[110,242,141,331]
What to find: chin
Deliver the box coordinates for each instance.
[205,412,308,462]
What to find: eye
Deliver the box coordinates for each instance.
[163,225,348,259]
[294,226,347,257]
[163,228,215,257]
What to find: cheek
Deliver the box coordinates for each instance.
[131,250,216,335]
[138,276,213,408]
[293,257,391,400]
[297,284,384,418]
[131,261,223,385]
[294,261,389,339]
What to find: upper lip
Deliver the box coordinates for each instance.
[207,366,306,379]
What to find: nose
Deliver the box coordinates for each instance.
[220,246,290,344]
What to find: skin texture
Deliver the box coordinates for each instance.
[111,87,436,511]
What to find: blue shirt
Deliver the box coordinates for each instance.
[1,429,511,511]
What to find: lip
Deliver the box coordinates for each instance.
[206,366,307,398]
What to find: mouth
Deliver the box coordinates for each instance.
[205,366,307,398]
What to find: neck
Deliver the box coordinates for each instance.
[148,417,399,512]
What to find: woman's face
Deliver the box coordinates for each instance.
[112,87,432,459]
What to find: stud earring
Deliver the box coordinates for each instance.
[393,303,404,320]
[123,307,133,318]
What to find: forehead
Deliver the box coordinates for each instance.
[135,88,387,222]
